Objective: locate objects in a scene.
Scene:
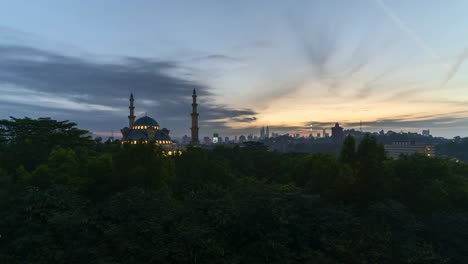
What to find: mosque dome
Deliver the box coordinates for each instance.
[133,116,159,127]
[126,130,147,140]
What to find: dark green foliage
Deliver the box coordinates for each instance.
[0,117,91,172]
[0,117,468,263]
[340,134,356,166]
[355,134,389,202]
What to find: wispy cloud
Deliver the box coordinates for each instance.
[441,46,468,87]
[375,0,440,61]
[0,85,119,112]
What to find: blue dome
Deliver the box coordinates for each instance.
[134,116,159,127]
[154,129,171,140]
[126,130,147,140]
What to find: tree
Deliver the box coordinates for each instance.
[0,117,91,173]
[355,134,388,202]
[340,135,356,166]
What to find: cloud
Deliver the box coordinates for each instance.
[0,43,257,136]
[374,0,440,61]
[231,116,257,123]
[306,111,468,131]
[0,85,119,112]
[441,46,468,87]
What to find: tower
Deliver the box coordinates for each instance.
[128,93,136,127]
[190,89,200,145]
[266,126,270,138]
[331,123,344,144]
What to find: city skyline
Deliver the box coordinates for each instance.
[1,1,468,138]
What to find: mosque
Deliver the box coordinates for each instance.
[120,93,175,145]
[120,89,199,147]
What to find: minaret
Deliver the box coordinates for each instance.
[128,93,136,128]
[190,89,200,145]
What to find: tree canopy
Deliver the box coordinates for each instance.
[1,118,467,263]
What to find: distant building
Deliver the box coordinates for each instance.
[212,133,219,144]
[239,135,246,143]
[260,127,265,139]
[266,126,270,138]
[234,135,238,142]
[203,136,211,145]
[422,129,430,137]
[331,123,344,144]
[384,141,434,159]
[224,136,229,143]
[181,135,191,145]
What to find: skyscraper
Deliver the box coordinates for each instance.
[190,89,199,146]
[331,123,344,144]
[260,126,265,138]
[266,126,270,138]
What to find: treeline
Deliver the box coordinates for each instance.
[0,117,468,263]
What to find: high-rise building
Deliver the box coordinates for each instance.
[331,123,344,144]
[239,135,246,143]
[190,89,199,146]
[422,129,430,137]
[260,126,265,138]
[203,136,211,145]
[213,133,219,144]
[224,136,229,143]
[266,126,270,138]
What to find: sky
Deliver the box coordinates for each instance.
[0,0,468,138]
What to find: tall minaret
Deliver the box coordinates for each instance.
[128,93,136,128]
[190,89,200,145]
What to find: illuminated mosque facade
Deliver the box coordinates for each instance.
[120,93,175,145]
[120,89,200,148]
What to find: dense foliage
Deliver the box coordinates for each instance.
[1,118,468,263]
